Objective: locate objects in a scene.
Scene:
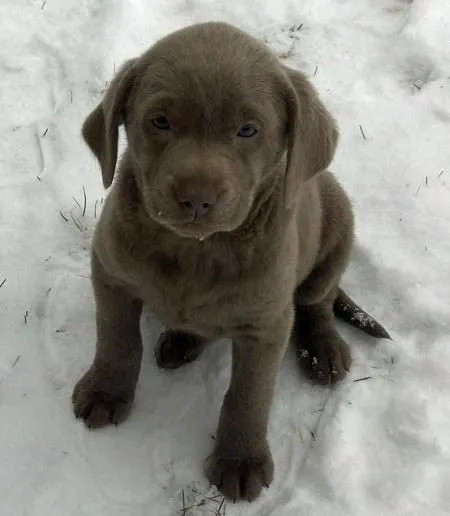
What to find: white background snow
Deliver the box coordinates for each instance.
[1,0,449,514]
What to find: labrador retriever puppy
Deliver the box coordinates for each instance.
[72,21,390,502]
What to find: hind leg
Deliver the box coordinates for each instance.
[155,330,208,369]
[294,230,353,385]
[294,288,352,385]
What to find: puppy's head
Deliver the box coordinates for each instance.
[82,22,338,240]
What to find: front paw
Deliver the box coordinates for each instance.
[205,444,274,502]
[72,367,135,429]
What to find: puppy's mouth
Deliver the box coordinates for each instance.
[154,212,217,240]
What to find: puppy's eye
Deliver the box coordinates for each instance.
[152,116,170,130]
[237,124,258,138]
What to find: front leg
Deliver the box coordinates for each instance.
[206,306,293,502]
[72,253,143,428]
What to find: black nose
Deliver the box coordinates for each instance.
[175,184,218,218]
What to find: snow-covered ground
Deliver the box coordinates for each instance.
[1,0,449,514]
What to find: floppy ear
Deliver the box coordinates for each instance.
[81,59,137,188]
[281,65,339,208]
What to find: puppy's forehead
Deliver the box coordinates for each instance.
[136,23,282,110]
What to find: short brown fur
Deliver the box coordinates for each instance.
[73,22,388,502]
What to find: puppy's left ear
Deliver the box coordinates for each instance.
[281,65,339,208]
[82,59,137,189]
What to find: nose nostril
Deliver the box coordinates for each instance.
[175,185,218,218]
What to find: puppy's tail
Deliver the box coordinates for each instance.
[333,288,391,340]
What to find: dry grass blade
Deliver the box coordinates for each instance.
[70,214,83,232]
[0,278,6,289]
[59,210,69,222]
[82,186,87,216]
[72,196,82,210]
[12,354,21,367]
[42,128,48,136]
[359,124,367,140]
[353,376,372,383]
[216,498,225,515]
[180,494,223,515]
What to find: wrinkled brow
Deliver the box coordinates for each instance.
[140,91,276,128]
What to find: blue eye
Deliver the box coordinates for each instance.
[152,116,170,130]
[237,124,258,138]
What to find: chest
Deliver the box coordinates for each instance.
[128,239,295,337]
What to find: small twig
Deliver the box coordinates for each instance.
[416,184,421,195]
[210,434,216,441]
[313,65,318,76]
[0,278,6,289]
[310,430,316,441]
[70,89,73,103]
[425,175,428,186]
[438,169,445,178]
[359,124,367,140]
[82,186,87,216]
[36,176,41,182]
[41,0,47,9]
[12,354,21,367]
[413,82,422,91]
[353,376,372,383]
[94,199,98,218]
[42,128,48,137]
[181,489,186,515]
[24,310,29,324]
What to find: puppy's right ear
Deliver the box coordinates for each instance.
[82,59,137,188]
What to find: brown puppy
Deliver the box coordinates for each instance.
[72,22,389,502]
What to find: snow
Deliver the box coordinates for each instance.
[1,0,449,514]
